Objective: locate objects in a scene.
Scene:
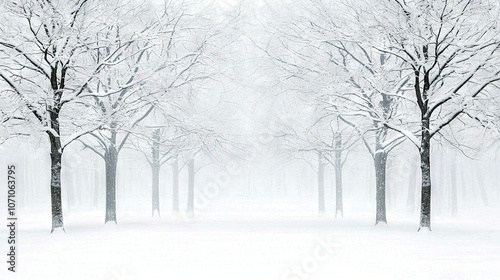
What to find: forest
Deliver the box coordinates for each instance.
[0,0,499,279]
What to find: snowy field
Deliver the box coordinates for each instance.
[1,198,499,280]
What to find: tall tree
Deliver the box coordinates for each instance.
[73,1,161,224]
[349,0,500,230]
[0,0,141,231]
[79,0,223,223]
[260,0,405,223]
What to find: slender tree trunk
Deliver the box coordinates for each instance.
[104,145,118,224]
[151,129,160,217]
[477,170,489,206]
[302,167,308,195]
[67,170,75,212]
[374,150,388,225]
[437,152,445,215]
[450,155,458,216]
[334,165,343,217]
[317,151,325,214]
[247,171,253,195]
[20,159,27,208]
[282,169,287,195]
[419,118,432,230]
[151,164,160,216]
[334,135,343,217]
[296,165,302,195]
[93,169,99,209]
[461,170,467,207]
[49,133,64,232]
[187,158,195,215]
[407,157,417,213]
[172,156,179,212]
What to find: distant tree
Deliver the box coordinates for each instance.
[177,88,242,217]
[259,0,405,222]
[76,1,183,224]
[256,84,358,215]
[131,117,188,216]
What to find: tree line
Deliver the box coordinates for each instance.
[1,0,500,232]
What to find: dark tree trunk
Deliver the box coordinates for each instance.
[334,135,343,217]
[151,129,160,217]
[49,133,64,232]
[45,61,67,232]
[172,156,179,212]
[104,144,118,224]
[419,118,432,230]
[187,158,195,215]
[374,150,388,225]
[317,151,325,214]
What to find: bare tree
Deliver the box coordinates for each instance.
[349,0,500,230]
[0,0,147,231]
[259,0,406,223]
[76,4,167,224]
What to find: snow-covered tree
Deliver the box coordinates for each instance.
[76,0,195,224]
[259,0,407,222]
[0,0,149,231]
[348,0,500,230]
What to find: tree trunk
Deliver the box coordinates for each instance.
[172,156,180,212]
[93,169,99,209]
[450,155,458,216]
[407,157,417,213]
[66,170,75,212]
[461,169,468,208]
[318,151,325,214]
[187,158,195,215]
[477,170,489,207]
[374,150,388,225]
[334,135,343,217]
[49,134,64,232]
[105,145,118,224]
[430,151,443,215]
[151,129,160,217]
[419,118,432,230]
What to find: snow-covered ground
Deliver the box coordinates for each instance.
[1,197,499,280]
